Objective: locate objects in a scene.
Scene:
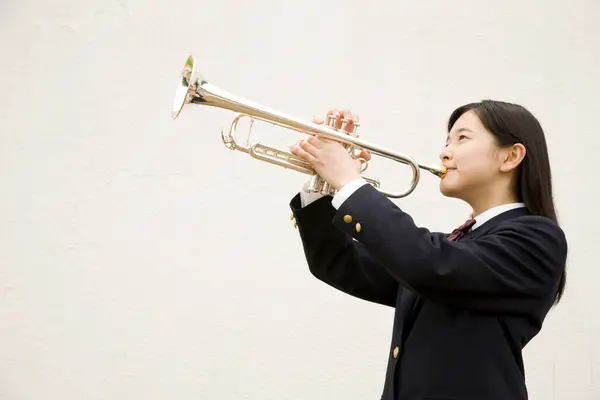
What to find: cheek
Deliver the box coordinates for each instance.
[451,150,498,188]
[460,147,496,174]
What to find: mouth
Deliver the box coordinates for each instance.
[442,167,456,178]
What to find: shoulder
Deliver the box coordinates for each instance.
[491,214,565,238]
[484,214,568,258]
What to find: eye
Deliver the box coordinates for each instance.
[458,134,468,141]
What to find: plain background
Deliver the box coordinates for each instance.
[1,0,599,399]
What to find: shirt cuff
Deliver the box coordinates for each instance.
[331,178,368,209]
[300,179,326,207]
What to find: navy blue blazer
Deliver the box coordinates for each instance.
[290,183,567,400]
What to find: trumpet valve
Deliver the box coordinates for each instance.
[352,122,360,137]
[327,113,337,127]
[306,174,324,194]
[339,118,349,132]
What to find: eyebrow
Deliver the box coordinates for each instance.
[446,127,473,141]
[455,128,473,133]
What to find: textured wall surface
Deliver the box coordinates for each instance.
[1,0,599,399]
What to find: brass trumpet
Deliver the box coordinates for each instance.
[172,54,446,198]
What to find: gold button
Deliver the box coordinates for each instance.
[343,215,353,223]
[355,223,361,232]
[393,346,399,358]
[293,222,297,229]
[290,212,294,220]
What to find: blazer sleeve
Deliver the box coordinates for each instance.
[331,184,568,313]
[290,193,399,307]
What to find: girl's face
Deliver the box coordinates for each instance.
[438,110,510,203]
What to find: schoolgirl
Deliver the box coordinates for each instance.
[288,100,567,400]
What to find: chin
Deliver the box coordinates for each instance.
[439,180,462,199]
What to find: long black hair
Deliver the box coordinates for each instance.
[447,100,566,304]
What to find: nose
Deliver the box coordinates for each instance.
[439,145,451,162]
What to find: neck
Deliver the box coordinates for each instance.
[466,186,519,218]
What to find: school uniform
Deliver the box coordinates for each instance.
[289,178,567,400]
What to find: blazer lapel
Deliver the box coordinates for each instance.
[400,288,418,313]
[398,287,419,342]
[464,207,530,240]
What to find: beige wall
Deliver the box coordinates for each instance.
[1,0,598,399]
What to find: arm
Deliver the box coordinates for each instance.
[290,192,399,307]
[332,184,568,313]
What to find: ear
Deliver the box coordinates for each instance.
[499,143,526,172]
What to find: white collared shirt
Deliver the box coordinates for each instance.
[299,177,526,229]
[471,202,526,230]
[299,177,367,209]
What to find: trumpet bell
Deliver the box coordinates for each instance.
[172,55,207,120]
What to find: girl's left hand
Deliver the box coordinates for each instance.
[289,109,369,190]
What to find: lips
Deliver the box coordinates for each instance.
[444,167,457,178]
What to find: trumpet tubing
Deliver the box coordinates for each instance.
[222,114,379,196]
[172,54,447,198]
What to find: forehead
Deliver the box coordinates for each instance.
[450,111,481,131]
[447,111,485,137]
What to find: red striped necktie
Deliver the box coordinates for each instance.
[447,218,476,241]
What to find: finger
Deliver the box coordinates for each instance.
[298,138,320,157]
[314,134,336,145]
[306,135,325,149]
[326,109,339,119]
[360,149,372,161]
[352,147,368,160]
[289,143,318,164]
[312,116,324,125]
